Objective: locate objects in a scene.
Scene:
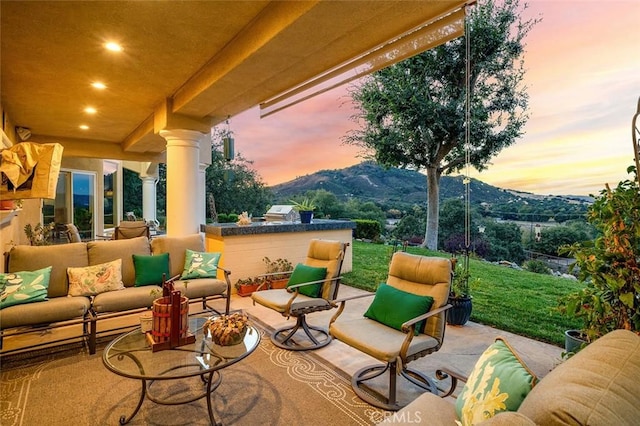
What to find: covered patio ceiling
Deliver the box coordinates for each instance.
[1,1,468,163]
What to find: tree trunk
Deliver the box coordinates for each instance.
[423,167,441,250]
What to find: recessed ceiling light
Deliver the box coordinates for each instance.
[79,125,89,130]
[91,82,106,90]
[105,42,122,52]
[84,107,97,114]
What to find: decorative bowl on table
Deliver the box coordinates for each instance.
[204,312,249,346]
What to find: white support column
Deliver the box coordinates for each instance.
[198,163,208,226]
[160,129,205,236]
[140,176,158,223]
[199,135,212,228]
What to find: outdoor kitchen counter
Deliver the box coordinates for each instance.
[201,219,355,236]
[201,220,355,291]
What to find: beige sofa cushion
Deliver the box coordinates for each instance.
[7,242,89,297]
[87,237,150,287]
[517,329,640,425]
[150,234,206,278]
[380,392,457,425]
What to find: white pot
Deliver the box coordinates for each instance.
[140,311,153,333]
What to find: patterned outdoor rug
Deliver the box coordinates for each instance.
[0,321,388,425]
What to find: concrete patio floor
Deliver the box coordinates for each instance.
[237,285,564,394]
[2,284,563,408]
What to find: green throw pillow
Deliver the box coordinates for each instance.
[0,266,52,309]
[286,263,327,298]
[181,249,221,279]
[455,337,537,425]
[133,253,170,287]
[364,283,434,335]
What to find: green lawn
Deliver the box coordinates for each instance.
[341,240,583,347]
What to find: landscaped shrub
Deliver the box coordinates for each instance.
[523,259,551,275]
[216,213,239,223]
[353,219,381,240]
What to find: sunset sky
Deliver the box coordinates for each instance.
[230,0,640,197]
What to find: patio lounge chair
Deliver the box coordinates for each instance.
[251,239,348,351]
[329,252,453,410]
[113,221,150,240]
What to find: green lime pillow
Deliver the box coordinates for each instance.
[364,283,434,335]
[0,266,52,309]
[133,253,170,287]
[181,249,221,279]
[286,263,327,298]
[455,337,537,425]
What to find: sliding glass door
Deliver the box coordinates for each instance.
[43,170,97,241]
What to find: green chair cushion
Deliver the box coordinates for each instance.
[181,249,221,279]
[455,337,537,425]
[364,283,434,335]
[133,253,170,287]
[287,263,327,298]
[0,266,52,309]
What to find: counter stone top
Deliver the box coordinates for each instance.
[201,219,355,237]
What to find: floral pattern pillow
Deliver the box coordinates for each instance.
[0,266,52,309]
[67,259,124,296]
[455,337,537,425]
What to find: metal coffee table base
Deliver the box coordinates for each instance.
[119,364,222,426]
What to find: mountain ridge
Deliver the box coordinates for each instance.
[270,161,593,207]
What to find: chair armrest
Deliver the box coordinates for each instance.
[435,367,468,398]
[332,291,375,305]
[329,292,376,325]
[401,304,452,332]
[398,303,452,360]
[282,276,342,314]
[216,266,232,294]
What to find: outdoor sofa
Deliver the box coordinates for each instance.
[381,328,640,425]
[1,234,231,355]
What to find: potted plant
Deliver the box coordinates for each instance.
[558,165,640,353]
[290,197,316,224]
[262,256,293,289]
[447,259,477,326]
[235,276,266,297]
[24,222,55,246]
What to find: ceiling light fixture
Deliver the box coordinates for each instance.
[84,107,97,114]
[91,82,106,90]
[79,125,89,130]
[104,42,122,52]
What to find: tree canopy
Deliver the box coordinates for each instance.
[344,0,539,249]
[205,129,272,219]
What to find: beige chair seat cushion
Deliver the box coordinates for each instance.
[0,296,91,328]
[92,286,159,313]
[173,279,227,299]
[518,329,640,425]
[330,317,439,362]
[251,289,331,314]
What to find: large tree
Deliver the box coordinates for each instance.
[344,0,539,249]
[205,129,272,219]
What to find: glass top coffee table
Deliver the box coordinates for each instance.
[102,315,260,425]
